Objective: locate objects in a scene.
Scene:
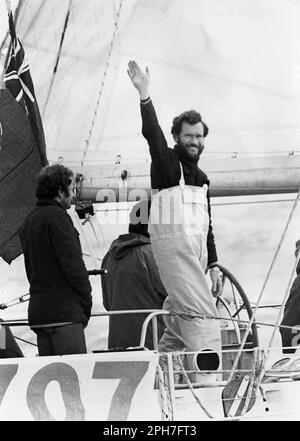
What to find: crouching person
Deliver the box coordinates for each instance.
[101,200,168,350]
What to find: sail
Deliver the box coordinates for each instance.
[2,0,299,168]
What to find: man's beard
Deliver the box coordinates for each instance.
[176,140,202,163]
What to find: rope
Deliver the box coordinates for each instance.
[47,149,300,163]
[42,0,72,117]
[204,150,300,156]
[2,303,300,332]
[168,311,300,332]
[13,335,37,347]
[80,0,123,168]
[239,348,264,417]
[217,296,241,345]
[212,198,297,207]
[256,249,300,386]
[176,356,214,419]
[267,252,300,348]
[93,199,296,209]
[0,0,23,51]
[159,354,175,420]
[93,199,296,212]
[226,188,300,383]
[156,363,171,421]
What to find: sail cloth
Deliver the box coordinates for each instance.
[5,0,300,167]
[0,11,47,264]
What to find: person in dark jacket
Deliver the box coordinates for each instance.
[280,240,300,353]
[19,164,92,356]
[0,318,23,358]
[101,201,167,350]
[128,60,222,371]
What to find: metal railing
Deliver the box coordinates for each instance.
[0,309,166,351]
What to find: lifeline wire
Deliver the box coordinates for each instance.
[257,243,300,386]
[177,356,214,419]
[226,188,300,384]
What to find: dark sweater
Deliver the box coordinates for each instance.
[19,199,92,327]
[140,99,218,267]
[280,263,300,352]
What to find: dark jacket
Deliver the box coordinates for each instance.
[19,199,92,327]
[280,263,300,352]
[0,318,23,358]
[101,233,167,349]
[140,99,218,267]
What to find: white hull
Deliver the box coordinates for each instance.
[0,345,299,421]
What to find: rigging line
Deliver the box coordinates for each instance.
[167,312,300,332]
[42,0,72,118]
[258,248,300,385]
[95,220,109,252]
[84,214,108,260]
[1,1,17,75]
[46,150,300,160]
[249,303,282,309]
[82,252,102,262]
[2,308,300,331]
[0,31,9,54]
[0,145,36,183]
[13,335,37,347]
[19,0,45,43]
[80,0,123,168]
[212,199,296,207]
[0,0,23,52]
[204,150,300,155]
[177,356,214,419]
[226,188,300,384]
[210,126,300,134]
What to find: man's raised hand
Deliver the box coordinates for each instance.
[127,60,150,100]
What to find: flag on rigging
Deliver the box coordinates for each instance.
[0,10,48,264]
[4,11,48,167]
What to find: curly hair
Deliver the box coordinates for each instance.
[35,164,74,199]
[171,110,209,137]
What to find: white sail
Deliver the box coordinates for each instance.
[1,0,299,167]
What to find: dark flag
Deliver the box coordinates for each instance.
[4,11,48,167]
[0,11,48,264]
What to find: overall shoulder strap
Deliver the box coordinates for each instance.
[179,162,185,187]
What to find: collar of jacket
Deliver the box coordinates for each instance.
[36,199,65,209]
[111,233,151,259]
[173,144,209,186]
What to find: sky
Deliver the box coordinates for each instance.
[1,0,300,359]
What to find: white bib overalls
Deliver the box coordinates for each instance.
[148,163,221,370]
